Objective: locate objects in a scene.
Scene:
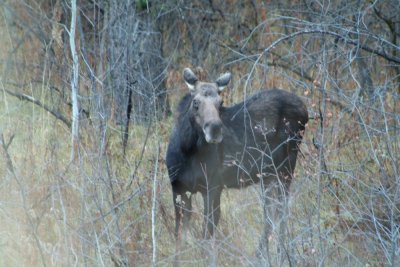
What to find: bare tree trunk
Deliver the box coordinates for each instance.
[151,143,160,266]
[69,0,80,160]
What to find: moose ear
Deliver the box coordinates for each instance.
[215,72,231,92]
[183,68,198,92]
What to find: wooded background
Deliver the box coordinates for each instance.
[0,0,398,266]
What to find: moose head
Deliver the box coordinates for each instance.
[183,68,231,144]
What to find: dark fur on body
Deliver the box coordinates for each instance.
[166,88,308,242]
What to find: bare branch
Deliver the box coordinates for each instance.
[261,29,400,64]
[2,88,71,128]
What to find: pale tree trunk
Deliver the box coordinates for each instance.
[69,0,79,160]
[151,143,160,267]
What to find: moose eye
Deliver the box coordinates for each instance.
[192,99,200,110]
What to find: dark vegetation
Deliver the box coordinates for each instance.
[0,0,398,266]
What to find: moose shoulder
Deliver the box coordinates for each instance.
[166,68,308,261]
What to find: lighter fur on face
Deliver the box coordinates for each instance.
[191,86,223,143]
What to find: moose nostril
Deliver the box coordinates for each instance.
[203,121,223,143]
[210,122,222,135]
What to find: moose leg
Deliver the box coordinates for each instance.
[274,151,298,266]
[257,176,291,265]
[172,183,192,267]
[257,180,274,266]
[258,175,292,266]
[201,187,222,238]
[173,190,193,238]
[201,187,222,267]
[276,173,292,266]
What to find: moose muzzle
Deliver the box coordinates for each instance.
[203,120,223,144]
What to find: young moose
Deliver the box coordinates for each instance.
[166,68,308,261]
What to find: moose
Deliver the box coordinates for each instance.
[166,68,308,264]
